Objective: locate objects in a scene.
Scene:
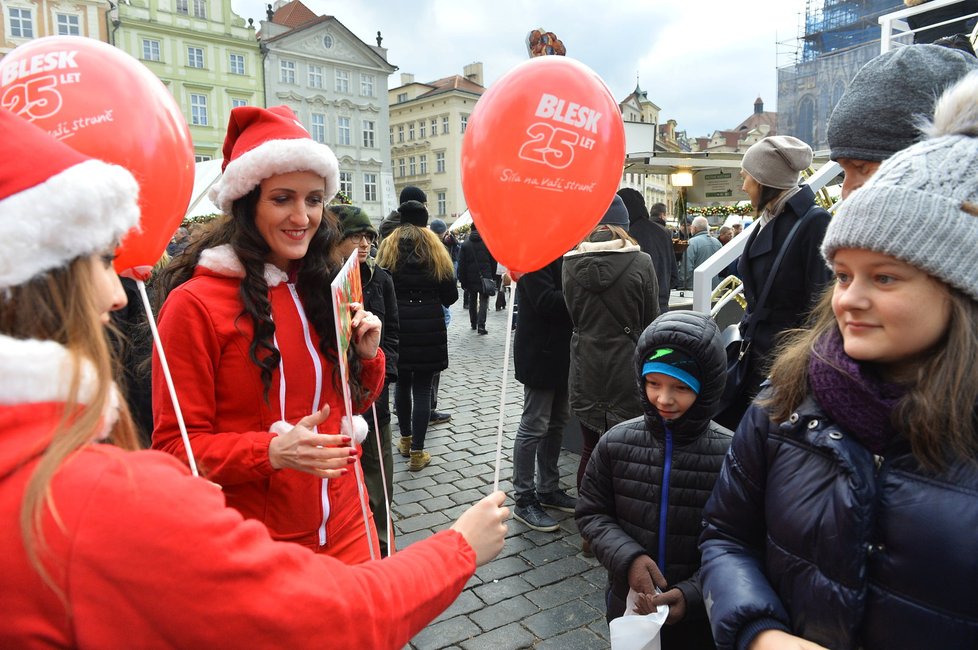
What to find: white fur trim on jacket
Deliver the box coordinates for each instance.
[208,139,339,215]
[0,334,119,439]
[0,160,139,289]
[198,244,289,287]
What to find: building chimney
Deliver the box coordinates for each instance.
[400,73,415,85]
[463,62,484,86]
[754,96,763,114]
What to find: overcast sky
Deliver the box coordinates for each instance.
[230,0,808,138]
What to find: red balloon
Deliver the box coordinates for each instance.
[461,56,625,274]
[0,36,194,279]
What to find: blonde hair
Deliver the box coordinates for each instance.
[0,256,137,594]
[586,224,637,246]
[763,284,978,471]
[376,224,455,281]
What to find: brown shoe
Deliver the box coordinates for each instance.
[408,450,431,471]
[398,436,412,458]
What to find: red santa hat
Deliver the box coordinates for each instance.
[0,109,139,290]
[208,105,339,214]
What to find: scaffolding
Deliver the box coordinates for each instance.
[802,0,903,60]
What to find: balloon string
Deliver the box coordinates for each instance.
[350,426,377,561]
[492,283,517,493]
[136,279,199,477]
[371,402,394,555]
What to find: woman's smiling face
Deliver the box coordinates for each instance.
[254,171,326,271]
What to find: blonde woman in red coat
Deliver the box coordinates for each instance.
[0,108,508,648]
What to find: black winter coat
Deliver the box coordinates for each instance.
[456,231,496,294]
[563,240,659,432]
[388,243,458,373]
[629,218,678,313]
[576,312,731,648]
[360,260,398,382]
[701,398,978,650]
[513,258,572,389]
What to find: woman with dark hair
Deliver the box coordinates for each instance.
[0,107,509,648]
[456,222,496,335]
[152,106,385,563]
[376,200,458,471]
[715,135,832,430]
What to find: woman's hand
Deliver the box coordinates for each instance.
[268,405,356,478]
[450,491,510,567]
[749,630,830,650]
[350,302,381,359]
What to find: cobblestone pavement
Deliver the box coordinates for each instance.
[392,297,611,650]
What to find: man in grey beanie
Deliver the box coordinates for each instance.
[827,43,978,198]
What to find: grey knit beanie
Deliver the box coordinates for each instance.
[599,194,630,231]
[822,72,978,302]
[741,136,813,189]
[827,44,978,162]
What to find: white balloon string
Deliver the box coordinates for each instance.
[492,282,517,493]
[371,402,394,555]
[349,413,377,561]
[136,279,199,477]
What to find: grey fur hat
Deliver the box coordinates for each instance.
[827,44,978,162]
[822,72,978,302]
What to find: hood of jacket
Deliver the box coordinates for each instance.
[633,311,726,442]
[563,239,642,293]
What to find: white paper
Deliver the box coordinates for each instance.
[609,588,669,650]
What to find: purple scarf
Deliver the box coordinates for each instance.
[808,329,906,455]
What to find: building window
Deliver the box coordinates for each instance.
[231,98,247,108]
[142,39,161,62]
[56,13,80,35]
[339,171,353,199]
[437,192,446,216]
[187,46,204,69]
[398,158,406,178]
[420,154,428,175]
[409,156,416,176]
[194,154,212,162]
[335,69,350,93]
[9,8,33,38]
[408,122,416,140]
[360,74,375,97]
[192,0,206,18]
[442,116,449,134]
[310,113,326,143]
[229,53,245,75]
[190,94,208,126]
[397,92,408,103]
[435,152,445,173]
[308,64,323,89]
[419,121,427,139]
[337,117,351,146]
[362,120,375,148]
[389,127,394,145]
[430,118,437,136]
[461,114,468,134]
[280,60,296,84]
[397,125,404,143]
[363,173,377,202]
[176,0,188,15]
[322,34,333,49]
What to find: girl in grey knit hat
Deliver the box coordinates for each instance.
[699,71,978,650]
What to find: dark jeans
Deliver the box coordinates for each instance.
[469,290,490,330]
[395,369,435,451]
[512,384,570,506]
[430,372,440,410]
[576,422,603,489]
[361,381,392,556]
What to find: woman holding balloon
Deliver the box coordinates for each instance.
[151,105,385,562]
[0,106,509,648]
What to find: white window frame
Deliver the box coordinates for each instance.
[398,158,406,177]
[461,114,468,134]
[280,60,296,84]
[8,7,34,38]
[229,53,245,75]
[339,171,353,200]
[192,0,206,18]
[176,0,189,15]
[409,156,416,177]
[308,64,323,89]
[408,122,415,140]
[420,154,428,175]
[442,115,449,134]
[360,74,375,97]
[363,173,378,202]
[189,93,208,126]
[437,192,446,216]
[142,39,161,62]
[337,116,351,146]
[430,118,438,136]
[398,125,404,143]
[231,98,247,108]
[362,120,375,148]
[194,154,212,162]
[310,113,326,144]
[419,121,427,139]
[335,69,350,94]
[435,152,446,174]
[187,46,204,69]
[56,13,80,36]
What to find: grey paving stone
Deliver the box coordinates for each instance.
[433,589,485,623]
[474,555,531,582]
[400,476,438,491]
[471,574,535,605]
[425,482,459,497]
[459,622,536,650]
[469,594,537,632]
[587,618,611,643]
[392,501,426,518]
[398,489,433,505]
[522,599,604,639]
[519,539,579,566]
[454,476,488,491]
[525,576,594,610]
[522,556,594,588]
[534,626,607,650]
[398,512,452,533]
[410,615,481,650]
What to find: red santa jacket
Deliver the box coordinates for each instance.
[152,245,386,553]
[0,334,473,649]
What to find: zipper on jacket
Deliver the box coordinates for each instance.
[286,283,329,546]
[657,427,673,572]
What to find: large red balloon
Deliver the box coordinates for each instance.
[0,36,194,279]
[461,56,625,274]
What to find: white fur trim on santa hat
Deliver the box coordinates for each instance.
[208,138,339,215]
[198,244,289,287]
[0,159,139,289]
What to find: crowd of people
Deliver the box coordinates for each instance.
[3,39,978,650]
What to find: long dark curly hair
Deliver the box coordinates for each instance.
[154,186,368,404]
